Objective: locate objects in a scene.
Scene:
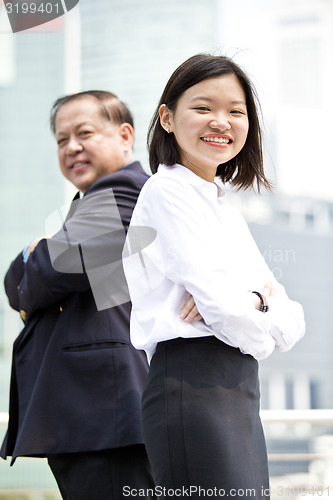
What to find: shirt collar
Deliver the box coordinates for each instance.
[158,163,226,203]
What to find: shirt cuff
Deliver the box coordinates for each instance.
[22,241,33,263]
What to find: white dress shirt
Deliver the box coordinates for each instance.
[123,163,305,362]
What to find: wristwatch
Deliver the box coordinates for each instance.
[252,291,269,313]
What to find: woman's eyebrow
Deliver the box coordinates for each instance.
[231,100,247,106]
[189,96,246,106]
[189,96,214,103]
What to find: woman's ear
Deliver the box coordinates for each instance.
[159,104,173,134]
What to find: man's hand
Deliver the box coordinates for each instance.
[179,295,203,323]
[27,237,44,258]
[26,231,57,259]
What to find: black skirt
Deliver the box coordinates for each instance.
[142,336,270,499]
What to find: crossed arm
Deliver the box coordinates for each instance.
[180,282,276,323]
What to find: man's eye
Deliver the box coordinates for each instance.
[57,138,67,145]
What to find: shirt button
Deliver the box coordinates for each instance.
[20,310,27,321]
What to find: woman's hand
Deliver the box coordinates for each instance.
[252,281,276,310]
[262,281,276,299]
[179,295,203,322]
[181,283,276,321]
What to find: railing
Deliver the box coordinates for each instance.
[1,408,333,432]
[0,413,8,427]
[261,409,333,425]
[261,409,333,465]
[1,409,333,461]
[1,409,333,499]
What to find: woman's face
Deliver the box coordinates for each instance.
[160,74,249,182]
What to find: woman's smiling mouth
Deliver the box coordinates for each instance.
[201,135,232,146]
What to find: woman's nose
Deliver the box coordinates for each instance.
[209,114,231,131]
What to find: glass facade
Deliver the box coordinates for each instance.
[0,0,333,492]
[80,0,217,169]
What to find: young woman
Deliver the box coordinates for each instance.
[123,54,305,499]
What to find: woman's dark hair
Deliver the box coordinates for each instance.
[50,90,134,134]
[148,54,272,191]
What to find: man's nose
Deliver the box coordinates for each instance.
[66,137,83,154]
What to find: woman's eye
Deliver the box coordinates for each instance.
[195,106,210,111]
[231,109,246,115]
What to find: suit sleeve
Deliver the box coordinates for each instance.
[13,176,139,323]
[4,254,25,311]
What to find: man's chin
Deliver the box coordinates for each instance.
[70,173,94,193]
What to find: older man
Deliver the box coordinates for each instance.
[1,91,155,499]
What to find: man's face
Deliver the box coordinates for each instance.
[55,96,133,192]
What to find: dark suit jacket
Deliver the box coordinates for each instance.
[1,161,150,462]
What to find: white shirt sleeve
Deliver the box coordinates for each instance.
[126,173,305,361]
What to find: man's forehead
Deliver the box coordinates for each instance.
[60,95,105,115]
[55,97,111,132]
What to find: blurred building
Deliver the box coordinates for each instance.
[80,0,217,168]
[0,0,332,416]
[0,6,67,492]
[0,0,218,390]
[217,0,333,411]
[0,0,217,490]
[218,0,333,201]
[230,192,333,410]
[0,9,66,408]
[0,0,333,489]
[0,13,65,277]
